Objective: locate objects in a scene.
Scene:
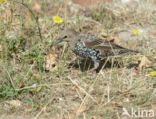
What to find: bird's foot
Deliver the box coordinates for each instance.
[87,68,98,78]
[90,68,97,73]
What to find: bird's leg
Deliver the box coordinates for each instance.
[70,56,78,64]
[90,60,100,72]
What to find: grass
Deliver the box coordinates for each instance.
[0,0,156,118]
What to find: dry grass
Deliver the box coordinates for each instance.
[0,0,156,119]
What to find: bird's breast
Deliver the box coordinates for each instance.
[73,41,102,60]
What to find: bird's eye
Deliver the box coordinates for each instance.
[63,35,67,38]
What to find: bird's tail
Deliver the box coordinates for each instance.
[119,48,139,54]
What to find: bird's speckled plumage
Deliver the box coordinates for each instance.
[56,29,138,71]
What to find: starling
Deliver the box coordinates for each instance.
[55,29,138,71]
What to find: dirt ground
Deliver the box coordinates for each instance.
[0,0,156,119]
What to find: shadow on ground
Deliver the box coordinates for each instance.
[68,57,139,73]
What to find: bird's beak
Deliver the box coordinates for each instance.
[53,36,66,46]
[55,38,64,44]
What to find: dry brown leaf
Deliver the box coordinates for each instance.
[6,100,22,108]
[0,10,12,21]
[32,1,41,13]
[45,52,58,71]
[76,105,88,113]
[138,56,151,69]
[148,31,156,36]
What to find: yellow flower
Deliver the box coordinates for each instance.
[149,71,156,77]
[132,29,141,36]
[0,0,7,3]
[52,16,63,24]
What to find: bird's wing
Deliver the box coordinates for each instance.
[84,37,126,50]
[82,35,138,56]
[79,34,109,48]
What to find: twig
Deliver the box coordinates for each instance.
[67,76,98,104]
[34,97,54,119]
[12,0,43,41]
[15,83,72,91]
[6,69,15,90]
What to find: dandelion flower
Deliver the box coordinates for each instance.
[149,71,156,77]
[52,16,63,24]
[132,29,141,36]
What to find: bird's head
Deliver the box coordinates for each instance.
[55,29,78,45]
